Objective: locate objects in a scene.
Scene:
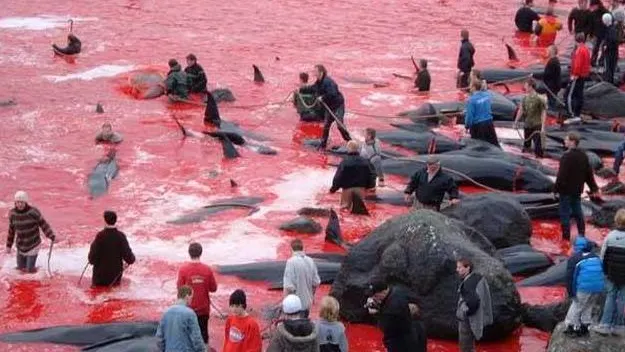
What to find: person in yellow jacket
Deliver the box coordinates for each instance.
[536,7,564,45]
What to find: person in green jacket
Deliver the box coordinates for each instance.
[164,59,189,100]
[293,72,324,122]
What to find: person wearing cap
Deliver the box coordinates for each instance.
[564,237,605,337]
[457,29,475,89]
[366,280,426,352]
[267,294,318,352]
[404,156,459,211]
[456,258,493,352]
[6,191,55,273]
[464,80,500,147]
[52,33,81,55]
[567,33,591,122]
[589,0,610,66]
[88,211,135,287]
[601,13,619,84]
[177,243,218,345]
[184,54,208,94]
[554,132,599,241]
[95,122,123,144]
[164,59,189,100]
[515,0,540,33]
[514,78,547,158]
[330,140,376,210]
[156,285,207,352]
[414,59,431,92]
[283,239,320,319]
[222,289,262,352]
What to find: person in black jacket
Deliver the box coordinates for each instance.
[313,65,351,150]
[568,0,593,37]
[602,13,619,84]
[330,141,375,210]
[542,45,562,111]
[590,0,610,66]
[184,54,208,93]
[457,29,476,89]
[554,133,600,241]
[88,211,136,287]
[456,258,493,352]
[404,156,459,211]
[366,281,426,352]
[52,33,82,55]
[515,0,540,33]
[414,59,431,92]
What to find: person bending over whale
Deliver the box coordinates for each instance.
[293,72,324,122]
[414,59,431,92]
[516,0,540,33]
[313,64,351,150]
[404,155,459,211]
[95,122,123,144]
[185,54,208,94]
[465,80,500,147]
[164,59,189,101]
[52,33,81,55]
[330,141,375,211]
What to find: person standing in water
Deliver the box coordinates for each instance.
[414,59,431,92]
[457,29,476,89]
[542,45,562,111]
[6,191,55,273]
[515,0,540,33]
[312,64,351,150]
[95,122,123,144]
[464,80,499,147]
[52,33,81,55]
[514,79,547,158]
[184,54,208,94]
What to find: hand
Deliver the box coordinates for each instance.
[571,75,578,80]
[552,192,558,200]
[5,247,11,254]
[408,303,420,316]
[404,194,412,203]
[450,198,460,205]
[316,96,323,102]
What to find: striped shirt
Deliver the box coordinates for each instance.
[7,205,55,253]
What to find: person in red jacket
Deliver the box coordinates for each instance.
[223,289,262,352]
[567,33,591,121]
[177,242,218,346]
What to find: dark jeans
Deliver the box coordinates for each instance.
[523,126,543,158]
[469,120,500,147]
[546,87,560,111]
[196,314,209,344]
[591,36,604,66]
[559,194,585,240]
[319,105,351,149]
[614,141,625,174]
[604,51,618,85]
[17,253,38,273]
[567,78,585,118]
[458,71,470,89]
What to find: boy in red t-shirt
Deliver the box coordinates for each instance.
[223,289,262,352]
[177,243,218,346]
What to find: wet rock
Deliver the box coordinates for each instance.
[279,216,322,234]
[589,199,625,228]
[211,88,236,103]
[297,207,331,217]
[522,300,570,332]
[441,193,532,249]
[330,210,522,340]
[547,321,625,352]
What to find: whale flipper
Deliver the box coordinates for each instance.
[253,65,265,83]
[220,135,240,159]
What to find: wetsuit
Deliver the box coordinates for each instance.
[185,63,208,93]
[52,34,81,55]
[515,6,540,33]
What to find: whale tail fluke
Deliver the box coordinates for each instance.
[253,65,265,83]
[351,193,370,215]
[221,135,240,159]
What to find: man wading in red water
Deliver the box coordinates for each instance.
[177,243,218,347]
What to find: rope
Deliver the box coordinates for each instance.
[47,241,54,277]
[78,262,89,285]
[211,301,227,319]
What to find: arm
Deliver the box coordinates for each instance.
[176,267,186,289]
[312,259,321,288]
[540,102,547,131]
[283,260,296,295]
[88,236,98,265]
[600,233,610,260]
[222,318,231,351]
[120,233,136,265]
[207,268,217,293]
[566,256,577,297]
[186,313,207,352]
[464,289,481,316]
[7,213,15,250]
[514,102,524,124]
[246,320,263,352]
[457,45,471,72]
[554,154,567,193]
[585,157,599,193]
[404,170,421,195]
[338,324,349,352]
[568,9,575,33]
[155,318,166,352]
[37,212,55,242]
[465,98,474,128]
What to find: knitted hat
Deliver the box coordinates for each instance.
[282,294,302,314]
[229,289,247,309]
[14,191,28,202]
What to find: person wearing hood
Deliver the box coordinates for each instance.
[6,191,55,273]
[312,64,351,150]
[564,237,605,337]
[267,294,319,352]
[592,208,625,336]
[456,258,494,352]
[330,141,376,210]
[156,286,207,352]
[569,0,593,37]
[164,59,189,100]
[95,122,123,144]
[360,128,384,188]
[464,80,500,147]
[516,0,540,33]
[88,211,135,287]
[589,0,610,66]
[457,29,476,89]
[601,13,619,84]
[414,59,431,92]
[52,33,81,55]
[184,54,208,93]
[404,156,459,211]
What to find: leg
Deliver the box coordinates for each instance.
[614,141,625,174]
[16,253,26,271]
[591,38,601,66]
[25,255,38,273]
[559,195,572,241]
[333,106,351,142]
[458,319,476,352]
[319,114,334,149]
[579,293,596,329]
[372,156,385,185]
[459,71,470,89]
[599,281,618,328]
[570,194,585,236]
[486,121,500,147]
[616,284,625,327]
[604,54,616,84]
[572,78,585,118]
[523,128,532,152]
[564,298,582,329]
[196,314,209,344]
[340,188,354,210]
[532,126,543,158]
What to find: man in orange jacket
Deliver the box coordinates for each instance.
[567,33,591,121]
[537,6,564,45]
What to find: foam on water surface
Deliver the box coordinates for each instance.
[45,64,136,83]
[0,16,98,30]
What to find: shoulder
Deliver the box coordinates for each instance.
[28,207,42,217]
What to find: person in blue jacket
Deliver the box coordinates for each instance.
[464,80,500,147]
[564,237,605,337]
[312,65,351,150]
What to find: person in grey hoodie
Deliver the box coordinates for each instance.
[267,294,319,352]
[360,128,384,188]
[316,296,348,352]
[456,258,493,352]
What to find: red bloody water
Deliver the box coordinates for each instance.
[0,0,614,351]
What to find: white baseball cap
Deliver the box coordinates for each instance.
[282,294,303,314]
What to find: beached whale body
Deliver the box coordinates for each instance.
[88,152,119,198]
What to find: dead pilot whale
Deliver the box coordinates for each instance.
[167,196,264,225]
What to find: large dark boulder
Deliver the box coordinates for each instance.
[330,210,522,340]
[547,321,625,352]
[441,194,532,249]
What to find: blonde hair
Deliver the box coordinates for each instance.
[615,209,625,228]
[319,296,340,322]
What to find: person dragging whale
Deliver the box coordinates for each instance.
[403,155,459,211]
[164,59,189,101]
[6,191,55,273]
[293,72,324,122]
[185,54,208,94]
[312,64,351,150]
[52,33,81,55]
[88,211,135,287]
[514,78,546,158]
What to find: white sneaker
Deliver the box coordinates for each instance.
[590,324,611,336]
[611,326,625,337]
